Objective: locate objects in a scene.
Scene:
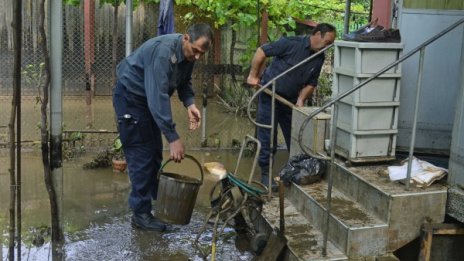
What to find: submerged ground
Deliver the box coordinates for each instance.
[0,150,288,260]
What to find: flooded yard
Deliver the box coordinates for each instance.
[0,148,288,260]
[0,95,290,260]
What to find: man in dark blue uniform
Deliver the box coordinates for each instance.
[113,24,213,231]
[247,23,336,191]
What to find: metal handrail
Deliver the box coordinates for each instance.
[311,17,464,257]
[246,43,334,199]
[298,17,464,162]
[247,43,334,128]
[246,17,464,258]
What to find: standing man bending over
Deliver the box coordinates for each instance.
[247,23,336,191]
[113,23,213,231]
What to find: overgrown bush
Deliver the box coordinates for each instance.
[215,79,256,116]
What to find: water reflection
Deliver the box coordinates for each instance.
[0,96,266,150]
[1,150,288,260]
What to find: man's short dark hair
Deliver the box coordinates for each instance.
[312,23,337,37]
[187,23,214,49]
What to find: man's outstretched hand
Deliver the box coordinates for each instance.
[187,104,201,130]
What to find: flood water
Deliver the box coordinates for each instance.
[0,150,288,260]
[0,95,289,260]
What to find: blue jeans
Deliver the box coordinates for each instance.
[112,81,163,214]
[256,92,292,177]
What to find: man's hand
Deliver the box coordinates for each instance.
[247,75,260,89]
[187,104,201,130]
[295,99,305,107]
[169,139,185,163]
[296,85,316,107]
[247,47,266,89]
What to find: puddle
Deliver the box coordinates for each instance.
[0,150,289,260]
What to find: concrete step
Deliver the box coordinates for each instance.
[332,162,448,251]
[260,196,347,261]
[286,180,389,258]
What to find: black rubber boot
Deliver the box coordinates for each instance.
[131,212,167,231]
[261,174,279,193]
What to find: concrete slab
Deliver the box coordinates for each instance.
[332,162,447,251]
[287,181,388,258]
[447,187,464,223]
[261,197,347,261]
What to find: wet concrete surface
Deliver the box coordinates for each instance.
[0,150,289,260]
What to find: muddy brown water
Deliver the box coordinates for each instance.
[0,150,288,260]
[0,95,289,259]
[0,96,271,150]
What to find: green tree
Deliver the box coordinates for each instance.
[175,0,367,36]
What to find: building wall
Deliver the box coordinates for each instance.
[448,31,464,189]
[396,6,464,152]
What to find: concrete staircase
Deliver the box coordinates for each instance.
[259,161,448,260]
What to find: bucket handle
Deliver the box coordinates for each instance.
[157,154,204,184]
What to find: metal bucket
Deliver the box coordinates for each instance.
[154,155,204,225]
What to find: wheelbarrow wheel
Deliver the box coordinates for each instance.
[251,232,268,256]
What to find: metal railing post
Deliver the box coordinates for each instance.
[406,47,426,190]
[322,103,339,256]
[268,81,276,200]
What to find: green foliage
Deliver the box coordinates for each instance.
[176,1,369,112]
[98,0,123,7]
[68,131,83,142]
[63,0,81,6]
[112,136,125,160]
[176,0,367,34]
[22,63,45,104]
[82,137,123,169]
[314,72,333,107]
[63,131,86,160]
[96,0,160,8]
[23,225,51,248]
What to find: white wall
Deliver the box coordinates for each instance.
[396,8,464,152]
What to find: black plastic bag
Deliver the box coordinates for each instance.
[279,154,326,186]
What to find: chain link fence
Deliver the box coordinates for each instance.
[0,0,358,153]
[0,0,258,152]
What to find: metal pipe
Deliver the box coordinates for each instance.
[406,47,425,190]
[12,0,23,258]
[278,179,285,234]
[125,0,133,56]
[268,81,276,200]
[322,103,338,256]
[232,135,261,185]
[50,1,65,259]
[343,0,352,34]
[50,0,64,197]
[201,83,207,147]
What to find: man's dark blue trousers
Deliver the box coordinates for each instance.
[256,92,293,175]
[113,81,163,215]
